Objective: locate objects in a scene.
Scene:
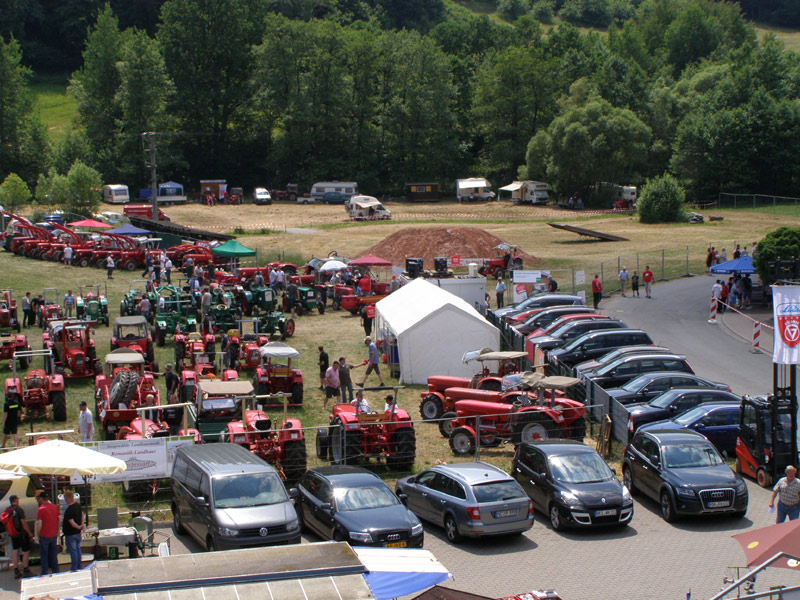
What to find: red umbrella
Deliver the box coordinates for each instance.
[732,519,800,569]
[350,254,393,267]
[67,218,111,228]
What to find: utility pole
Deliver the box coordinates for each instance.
[142,132,158,220]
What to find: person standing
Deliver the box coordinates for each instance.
[183,256,194,278]
[7,495,33,579]
[139,295,151,323]
[318,346,329,391]
[21,292,33,328]
[338,356,355,403]
[711,280,723,314]
[742,274,753,309]
[324,359,341,409]
[63,245,73,267]
[165,258,173,284]
[733,245,742,259]
[770,465,800,523]
[269,267,278,295]
[361,304,375,337]
[358,337,385,387]
[631,271,640,297]
[35,493,59,576]
[618,267,629,297]
[720,248,728,263]
[285,279,298,317]
[591,274,603,309]
[201,288,212,326]
[64,290,75,318]
[142,252,153,278]
[2,391,20,448]
[642,266,654,299]
[78,401,93,442]
[62,490,84,572]
[705,248,714,273]
[495,277,506,309]
[106,254,115,279]
[276,268,285,292]
[30,294,42,325]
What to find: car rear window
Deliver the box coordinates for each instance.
[471,480,526,503]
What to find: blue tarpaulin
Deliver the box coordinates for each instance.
[710,255,755,274]
[106,224,151,236]
[354,547,451,600]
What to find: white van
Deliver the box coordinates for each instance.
[103,184,130,204]
[306,181,358,203]
[253,188,272,205]
[456,178,495,201]
[346,195,391,220]
[499,181,550,204]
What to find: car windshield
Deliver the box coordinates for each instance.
[213,473,288,508]
[471,480,526,503]
[201,396,239,411]
[648,390,683,409]
[673,406,711,425]
[550,453,615,484]
[335,484,399,511]
[663,442,723,468]
[621,374,655,392]
[116,324,147,339]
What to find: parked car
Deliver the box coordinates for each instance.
[494,294,584,320]
[528,319,627,352]
[396,462,533,543]
[638,402,742,456]
[321,191,350,205]
[606,373,730,405]
[511,306,598,335]
[513,441,633,530]
[573,346,670,376]
[294,465,423,548]
[582,353,693,389]
[547,329,654,369]
[254,188,272,205]
[622,429,748,522]
[626,389,741,433]
[525,313,612,339]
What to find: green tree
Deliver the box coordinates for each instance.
[754,227,800,286]
[35,170,70,206]
[0,173,31,211]
[637,173,685,223]
[64,160,102,216]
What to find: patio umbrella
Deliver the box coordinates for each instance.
[0,439,126,476]
[211,239,256,257]
[350,254,393,268]
[710,255,755,274]
[319,259,348,272]
[67,218,112,229]
[732,519,800,570]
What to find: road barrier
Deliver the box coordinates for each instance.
[708,296,718,323]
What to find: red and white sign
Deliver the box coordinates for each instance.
[773,286,800,364]
[451,255,461,267]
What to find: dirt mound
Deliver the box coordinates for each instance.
[364,227,538,268]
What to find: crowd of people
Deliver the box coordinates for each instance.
[318,338,393,412]
[712,273,754,311]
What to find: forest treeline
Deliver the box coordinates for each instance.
[2,0,800,204]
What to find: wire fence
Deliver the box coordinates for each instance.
[718,193,800,215]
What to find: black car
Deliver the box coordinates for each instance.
[547,329,653,369]
[582,353,693,389]
[528,319,627,352]
[573,346,670,376]
[606,372,731,405]
[511,306,597,335]
[513,441,633,530]
[293,465,423,547]
[626,389,741,432]
[622,429,748,522]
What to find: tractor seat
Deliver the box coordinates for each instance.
[124,334,138,340]
[243,334,257,342]
[270,367,290,377]
[254,418,272,431]
[187,332,202,342]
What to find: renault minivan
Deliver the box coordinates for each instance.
[171,444,301,551]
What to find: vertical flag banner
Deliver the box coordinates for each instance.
[773,286,800,364]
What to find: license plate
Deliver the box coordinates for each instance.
[385,541,406,548]
[493,509,518,518]
[708,501,730,508]
[595,509,616,517]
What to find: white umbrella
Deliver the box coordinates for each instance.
[319,259,348,272]
[0,439,126,476]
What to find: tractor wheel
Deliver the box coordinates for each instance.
[119,301,127,316]
[282,440,307,484]
[291,382,303,406]
[480,435,502,447]
[387,429,416,472]
[281,319,295,340]
[52,251,63,263]
[494,267,504,279]
[757,468,772,488]
[318,300,325,315]
[514,413,560,445]
[152,359,159,376]
[109,371,139,409]
[419,394,443,420]
[438,411,456,438]
[95,258,106,269]
[78,257,90,268]
[288,192,297,202]
[332,297,341,311]
[315,427,329,460]
[145,342,154,365]
[570,417,587,442]
[226,346,238,370]
[18,355,30,369]
[174,342,185,362]
[295,303,303,317]
[449,427,476,456]
[124,260,137,271]
[51,391,67,422]
[329,418,361,465]
[512,258,523,270]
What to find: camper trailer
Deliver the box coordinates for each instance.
[499,181,550,205]
[307,181,358,203]
[103,184,130,205]
[455,178,495,202]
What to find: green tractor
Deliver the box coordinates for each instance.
[203,301,242,335]
[119,280,153,317]
[241,284,280,316]
[152,285,198,346]
[286,285,325,316]
[76,284,109,326]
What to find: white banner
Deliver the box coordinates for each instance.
[513,283,528,303]
[772,286,800,364]
[512,270,542,284]
[72,436,194,484]
[575,270,585,286]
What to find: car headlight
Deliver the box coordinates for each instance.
[218,526,239,537]
[622,485,632,505]
[559,490,582,507]
[411,523,423,536]
[286,518,299,531]
[734,480,748,493]
[349,531,373,543]
[676,487,695,498]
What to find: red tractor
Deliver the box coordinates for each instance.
[222,395,307,483]
[419,349,527,421]
[476,243,523,279]
[225,320,269,371]
[0,289,22,332]
[0,332,30,369]
[37,288,63,329]
[227,187,243,205]
[110,316,157,372]
[4,350,66,422]
[447,374,586,456]
[252,343,303,408]
[316,388,415,472]
[42,320,101,378]
[201,187,217,206]
[174,331,216,370]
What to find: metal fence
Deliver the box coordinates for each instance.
[718,192,800,215]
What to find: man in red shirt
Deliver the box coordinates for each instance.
[642,266,654,299]
[591,274,603,309]
[35,493,60,575]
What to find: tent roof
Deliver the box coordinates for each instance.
[376,279,496,338]
[159,181,183,189]
[259,342,300,359]
[456,178,490,190]
[211,239,256,257]
[500,181,524,192]
[107,223,151,235]
[710,255,755,274]
[350,254,393,267]
[67,218,111,228]
[0,439,126,476]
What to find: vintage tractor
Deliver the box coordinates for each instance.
[182,379,251,442]
[94,349,161,440]
[316,387,415,472]
[76,284,109,326]
[287,285,325,316]
[476,243,523,279]
[0,331,30,369]
[201,187,217,206]
[222,395,307,483]
[152,285,198,345]
[174,331,216,369]
[37,288,63,329]
[203,299,242,335]
[240,283,278,315]
[4,350,65,422]
[119,280,152,317]
[42,320,101,378]
[253,343,303,408]
[447,374,586,455]
[419,349,528,421]
[110,316,157,372]
[225,320,267,371]
[227,187,243,205]
[0,290,21,332]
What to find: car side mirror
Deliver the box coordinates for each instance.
[194,496,207,506]
[289,488,299,499]
[397,492,408,501]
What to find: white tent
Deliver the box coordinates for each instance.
[375,279,500,384]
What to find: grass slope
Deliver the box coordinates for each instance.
[30,73,77,145]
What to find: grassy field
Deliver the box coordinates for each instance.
[30,73,77,144]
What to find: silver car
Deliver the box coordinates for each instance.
[396,462,533,544]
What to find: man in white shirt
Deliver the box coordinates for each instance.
[63,245,73,267]
[352,390,371,414]
[78,401,93,442]
[276,268,285,291]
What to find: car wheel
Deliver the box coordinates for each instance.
[660,490,677,523]
[444,514,463,544]
[622,466,637,495]
[549,504,565,531]
[172,505,186,535]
